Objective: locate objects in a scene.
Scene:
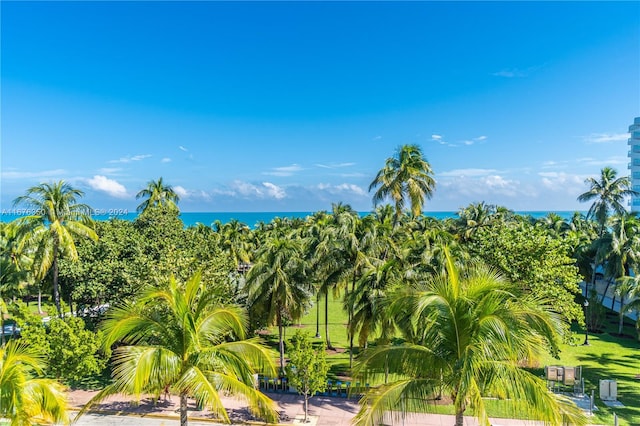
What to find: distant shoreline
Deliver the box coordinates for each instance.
[0,210,585,228]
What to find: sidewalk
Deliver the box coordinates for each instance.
[68,389,566,426]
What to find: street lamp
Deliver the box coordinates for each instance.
[583,299,590,346]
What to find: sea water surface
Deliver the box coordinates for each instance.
[1,210,583,228]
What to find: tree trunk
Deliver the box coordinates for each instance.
[349,332,354,370]
[180,392,188,426]
[315,291,321,338]
[303,394,308,423]
[278,311,285,375]
[52,243,63,318]
[1,300,5,347]
[37,287,43,314]
[324,288,333,350]
[455,410,464,426]
[619,296,625,335]
[348,271,356,369]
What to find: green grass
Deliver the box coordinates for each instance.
[260,296,640,425]
[539,313,640,426]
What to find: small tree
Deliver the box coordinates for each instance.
[285,331,328,423]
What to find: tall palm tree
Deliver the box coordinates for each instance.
[0,340,70,425]
[13,181,98,317]
[369,144,435,223]
[82,271,278,426]
[578,168,638,322]
[578,167,638,235]
[601,213,640,306]
[312,203,358,350]
[246,236,312,373]
[353,250,585,426]
[136,177,181,213]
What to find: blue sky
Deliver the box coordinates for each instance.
[2,1,639,213]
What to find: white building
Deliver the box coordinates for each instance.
[628,117,640,211]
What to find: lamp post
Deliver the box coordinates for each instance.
[583,299,590,346]
[583,262,596,346]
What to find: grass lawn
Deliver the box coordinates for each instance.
[259,296,640,425]
[539,312,640,426]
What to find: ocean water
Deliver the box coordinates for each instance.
[0,210,583,228]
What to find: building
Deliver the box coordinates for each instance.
[629,117,640,211]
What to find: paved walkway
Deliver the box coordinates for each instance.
[69,390,575,426]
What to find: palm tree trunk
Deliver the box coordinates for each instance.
[619,296,626,335]
[349,333,354,370]
[1,300,5,347]
[349,271,356,369]
[180,392,188,426]
[324,288,334,350]
[278,311,285,375]
[455,410,464,426]
[52,242,63,318]
[315,291,321,338]
[37,286,43,314]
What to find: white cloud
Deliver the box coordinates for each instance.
[538,172,588,193]
[583,133,629,144]
[475,135,487,141]
[263,164,303,177]
[315,183,367,197]
[86,175,128,199]
[576,156,627,166]
[161,157,172,163]
[263,182,286,199]
[108,154,151,164]
[315,162,356,169]
[372,136,382,141]
[439,168,499,178]
[1,169,66,179]
[179,146,188,152]
[97,167,122,174]
[174,185,190,199]
[228,180,287,200]
[491,65,543,78]
[439,174,525,198]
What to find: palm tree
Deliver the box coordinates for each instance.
[83,271,278,426]
[13,181,98,317]
[136,177,181,213]
[246,236,312,373]
[578,168,638,325]
[0,340,70,425]
[614,274,639,335]
[353,250,585,426]
[454,201,496,241]
[369,144,435,223]
[578,167,638,235]
[601,213,640,307]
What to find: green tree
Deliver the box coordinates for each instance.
[135,177,181,213]
[464,219,583,326]
[84,271,278,426]
[246,236,311,373]
[369,144,435,223]
[0,340,70,425]
[578,167,638,235]
[353,250,586,426]
[13,181,98,317]
[285,331,329,423]
[47,316,107,383]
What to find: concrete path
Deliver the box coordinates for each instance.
[69,390,569,426]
